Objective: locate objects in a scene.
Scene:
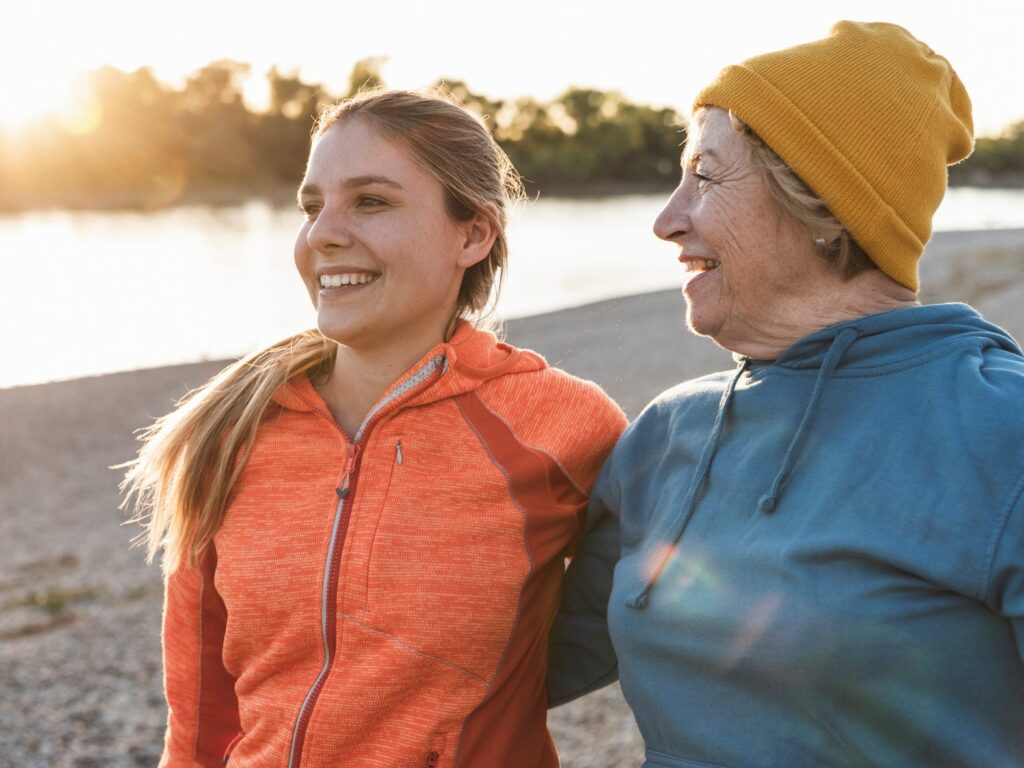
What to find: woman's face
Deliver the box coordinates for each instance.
[294,119,487,355]
[653,107,831,349]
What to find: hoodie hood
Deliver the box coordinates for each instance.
[764,303,1021,373]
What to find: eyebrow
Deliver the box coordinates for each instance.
[298,175,404,199]
[683,148,720,169]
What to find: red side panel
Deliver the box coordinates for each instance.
[453,392,587,768]
[194,546,243,765]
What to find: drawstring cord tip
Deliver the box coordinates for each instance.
[629,592,650,610]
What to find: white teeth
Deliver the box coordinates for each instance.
[682,259,721,273]
[320,273,378,288]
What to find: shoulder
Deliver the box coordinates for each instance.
[976,344,1024,392]
[630,368,736,433]
[956,345,1024,470]
[648,368,737,407]
[472,365,627,493]
[939,340,1024,434]
[479,363,627,430]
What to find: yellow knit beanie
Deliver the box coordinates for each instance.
[694,21,974,291]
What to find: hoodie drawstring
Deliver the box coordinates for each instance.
[630,359,749,608]
[757,327,860,514]
[630,327,862,609]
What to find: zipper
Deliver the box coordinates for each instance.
[287,441,359,768]
[396,439,404,465]
[286,354,445,767]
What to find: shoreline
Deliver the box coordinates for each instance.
[2,176,1023,215]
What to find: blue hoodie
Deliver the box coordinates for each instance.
[548,304,1024,767]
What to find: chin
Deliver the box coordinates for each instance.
[316,316,368,349]
[684,302,717,340]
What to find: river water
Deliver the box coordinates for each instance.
[2,187,1023,387]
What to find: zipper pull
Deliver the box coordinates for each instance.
[222,731,244,764]
[336,442,361,499]
[396,440,403,465]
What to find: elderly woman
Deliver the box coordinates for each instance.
[548,21,1024,767]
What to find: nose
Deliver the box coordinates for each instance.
[653,184,691,243]
[305,203,353,251]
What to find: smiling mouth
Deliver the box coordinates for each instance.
[681,258,721,274]
[319,273,380,288]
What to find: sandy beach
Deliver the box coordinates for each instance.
[1,228,1022,767]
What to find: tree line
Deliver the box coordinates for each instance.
[0,59,1019,211]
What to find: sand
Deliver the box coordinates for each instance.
[1,228,1022,766]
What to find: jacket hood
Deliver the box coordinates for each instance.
[763,303,1021,372]
[271,321,547,415]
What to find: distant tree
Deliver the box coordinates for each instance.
[433,79,504,135]
[259,68,327,184]
[346,57,387,98]
[9,58,1020,212]
[954,120,1024,182]
[268,67,322,121]
[176,61,259,186]
[502,87,684,188]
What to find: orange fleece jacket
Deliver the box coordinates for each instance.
[160,323,627,768]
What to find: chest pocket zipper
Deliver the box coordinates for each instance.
[425,731,446,767]
[356,436,405,610]
[221,731,244,764]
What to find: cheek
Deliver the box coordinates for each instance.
[704,204,753,266]
[293,224,319,304]
[294,224,312,271]
[706,200,781,286]
[405,217,464,279]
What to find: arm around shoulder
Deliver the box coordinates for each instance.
[547,440,625,707]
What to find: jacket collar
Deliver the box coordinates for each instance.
[270,321,547,416]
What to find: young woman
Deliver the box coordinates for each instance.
[123,90,626,768]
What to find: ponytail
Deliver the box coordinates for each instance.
[121,330,335,572]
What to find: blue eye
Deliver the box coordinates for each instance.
[358,195,387,207]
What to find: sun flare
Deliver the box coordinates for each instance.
[0,68,90,133]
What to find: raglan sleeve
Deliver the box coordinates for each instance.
[160,545,242,767]
[546,411,627,707]
[984,473,1024,663]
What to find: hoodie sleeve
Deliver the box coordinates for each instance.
[160,546,242,767]
[546,456,622,707]
[983,473,1024,663]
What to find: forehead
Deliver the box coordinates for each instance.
[304,119,432,187]
[684,107,747,162]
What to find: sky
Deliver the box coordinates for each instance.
[4,0,1023,136]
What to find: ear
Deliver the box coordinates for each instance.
[455,203,500,269]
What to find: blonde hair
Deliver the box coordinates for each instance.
[122,90,524,572]
[692,107,875,278]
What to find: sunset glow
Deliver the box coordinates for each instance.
[5,0,1024,138]
[0,67,79,132]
